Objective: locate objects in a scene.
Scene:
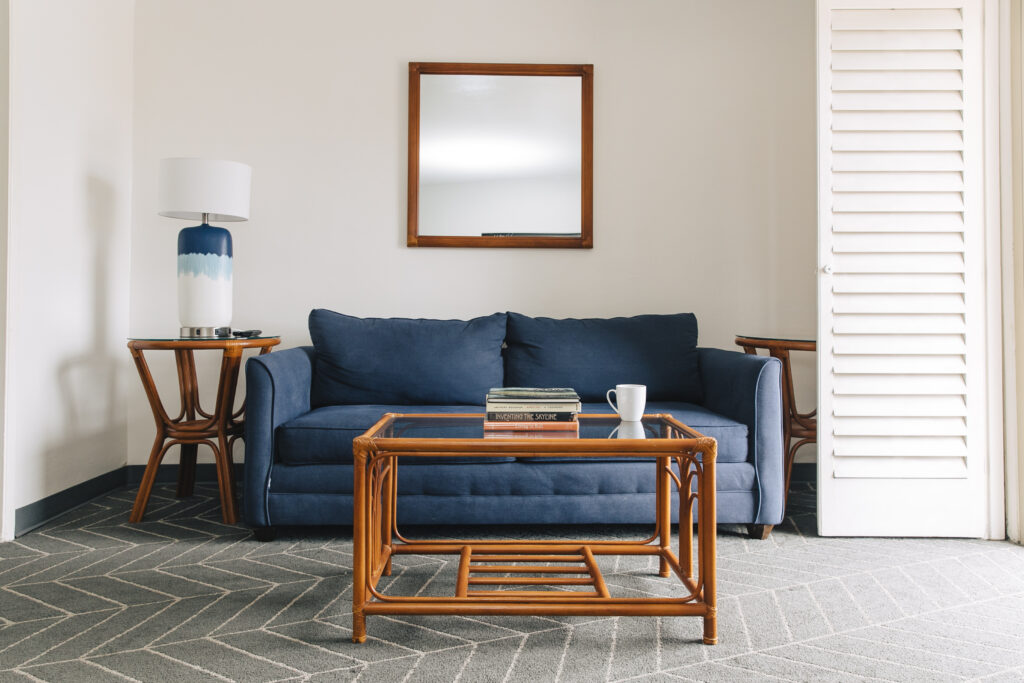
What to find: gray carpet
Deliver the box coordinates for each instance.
[1,482,1024,682]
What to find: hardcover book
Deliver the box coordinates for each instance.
[485,401,582,413]
[486,412,578,423]
[483,430,580,439]
[483,420,581,431]
[486,387,580,401]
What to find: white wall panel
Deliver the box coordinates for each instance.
[2,0,134,539]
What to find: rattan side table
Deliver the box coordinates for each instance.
[127,336,280,524]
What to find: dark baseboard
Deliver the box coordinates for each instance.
[791,462,816,482]
[14,467,127,537]
[124,463,243,485]
[14,463,243,537]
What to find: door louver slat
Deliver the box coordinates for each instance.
[833,232,965,252]
[831,50,963,71]
[830,8,963,29]
[833,314,965,334]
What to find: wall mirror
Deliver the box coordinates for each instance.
[407,62,593,248]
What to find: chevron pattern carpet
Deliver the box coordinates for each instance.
[1,482,1023,682]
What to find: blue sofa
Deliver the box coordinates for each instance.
[243,310,785,539]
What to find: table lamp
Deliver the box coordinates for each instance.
[158,158,252,338]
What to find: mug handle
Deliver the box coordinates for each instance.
[606,389,618,415]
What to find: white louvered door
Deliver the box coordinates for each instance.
[818,0,991,536]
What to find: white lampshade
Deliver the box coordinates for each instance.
[158,157,252,222]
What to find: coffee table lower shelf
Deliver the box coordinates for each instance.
[355,541,716,644]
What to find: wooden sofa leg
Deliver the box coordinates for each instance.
[252,527,277,542]
[747,524,773,540]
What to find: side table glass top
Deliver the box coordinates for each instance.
[735,334,815,344]
[364,414,701,440]
[128,336,280,342]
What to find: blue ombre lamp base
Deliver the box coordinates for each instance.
[178,224,233,338]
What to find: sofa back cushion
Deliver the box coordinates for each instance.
[309,309,507,406]
[504,312,702,403]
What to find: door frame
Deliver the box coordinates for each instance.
[986,0,1008,542]
[816,0,1006,538]
[1007,0,1024,544]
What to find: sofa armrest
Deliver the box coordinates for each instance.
[697,347,784,525]
[243,345,315,526]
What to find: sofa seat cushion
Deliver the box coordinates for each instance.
[397,460,755,497]
[267,461,755,497]
[276,405,516,465]
[504,312,702,403]
[308,309,507,407]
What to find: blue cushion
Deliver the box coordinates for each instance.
[266,489,757,525]
[267,461,755,496]
[264,461,757,525]
[396,461,755,496]
[504,312,702,403]
[308,309,506,407]
[276,405,515,465]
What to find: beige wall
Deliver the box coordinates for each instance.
[3,0,134,537]
[128,0,817,466]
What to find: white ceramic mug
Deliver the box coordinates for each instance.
[606,384,646,422]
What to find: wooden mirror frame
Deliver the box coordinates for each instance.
[407,62,593,248]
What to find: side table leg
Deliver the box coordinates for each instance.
[130,436,172,523]
[177,444,198,498]
[212,349,243,525]
[213,436,238,524]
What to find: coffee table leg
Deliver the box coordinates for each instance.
[680,457,694,578]
[700,439,718,645]
[383,457,395,577]
[657,456,670,578]
[352,443,368,643]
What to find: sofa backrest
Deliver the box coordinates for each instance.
[503,312,703,403]
[308,309,507,406]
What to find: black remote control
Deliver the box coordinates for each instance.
[233,329,262,338]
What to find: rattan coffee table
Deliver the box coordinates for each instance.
[351,413,718,644]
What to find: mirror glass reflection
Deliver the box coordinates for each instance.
[418,74,582,238]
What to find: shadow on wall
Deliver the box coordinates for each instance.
[44,176,127,474]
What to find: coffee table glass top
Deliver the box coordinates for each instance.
[364,414,700,440]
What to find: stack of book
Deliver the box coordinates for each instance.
[483,387,581,438]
